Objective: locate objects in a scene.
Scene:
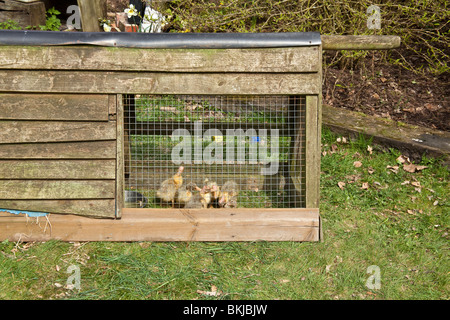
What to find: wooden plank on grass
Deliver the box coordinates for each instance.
[0,141,116,159]
[0,46,320,73]
[0,121,116,144]
[0,199,115,218]
[0,180,115,200]
[0,94,110,121]
[0,70,321,95]
[0,208,320,242]
[0,160,116,179]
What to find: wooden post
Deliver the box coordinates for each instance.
[77,0,107,32]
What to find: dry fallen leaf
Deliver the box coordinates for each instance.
[411,181,421,187]
[401,180,410,185]
[330,144,338,154]
[403,163,428,173]
[338,181,346,190]
[387,165,399,174]
[396,155,410,164]
[368,167,374,174]
[367,145,373,154]
[361,182,370,190]
[353,161,363,168]
[197,285,222,297]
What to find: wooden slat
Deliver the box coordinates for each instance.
[0,70,321,95]
[0,141,116,159]
[0,199,115,218]
[305,95,320,208]
[0,160,116,179]
[0,46,320,73]
[0,208,320,242]
[0,94,110,121]
[0,121,116,144]
[0,180,115,200]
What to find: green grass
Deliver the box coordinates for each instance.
[1,127,448,300]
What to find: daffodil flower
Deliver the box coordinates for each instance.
[124,4,138,18]
[103,24,111,32]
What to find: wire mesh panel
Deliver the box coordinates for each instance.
[123,94,306,209]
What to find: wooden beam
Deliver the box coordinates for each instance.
[322,35,401,50]
[0,46,320,73]
[0,70,321,95]
[0,208,320,242]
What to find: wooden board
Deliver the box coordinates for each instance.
[0,180,115,200]
[0,208,320,242]
[0,121,116,144]
[0,160,116,179]
[0,46,320,73]
[0,141,116,159]
[0,94,110,121]
[0,70,321,95]
[0,199,115,218]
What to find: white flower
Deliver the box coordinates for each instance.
[103,24,111,32]
[124,4,138,18]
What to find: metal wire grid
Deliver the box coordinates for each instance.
[123,94,306,209]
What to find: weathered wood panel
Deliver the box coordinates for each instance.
[0,180,115,200]
[0,141,116,159]
[0,160,116,179]
[0,46,320,73]
[0,199,115,218]
[0,208,320,242]
[0,70,321,95]
[0,94,110,121]
[0,121,116,144]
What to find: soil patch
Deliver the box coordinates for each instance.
[323,52,449,132]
